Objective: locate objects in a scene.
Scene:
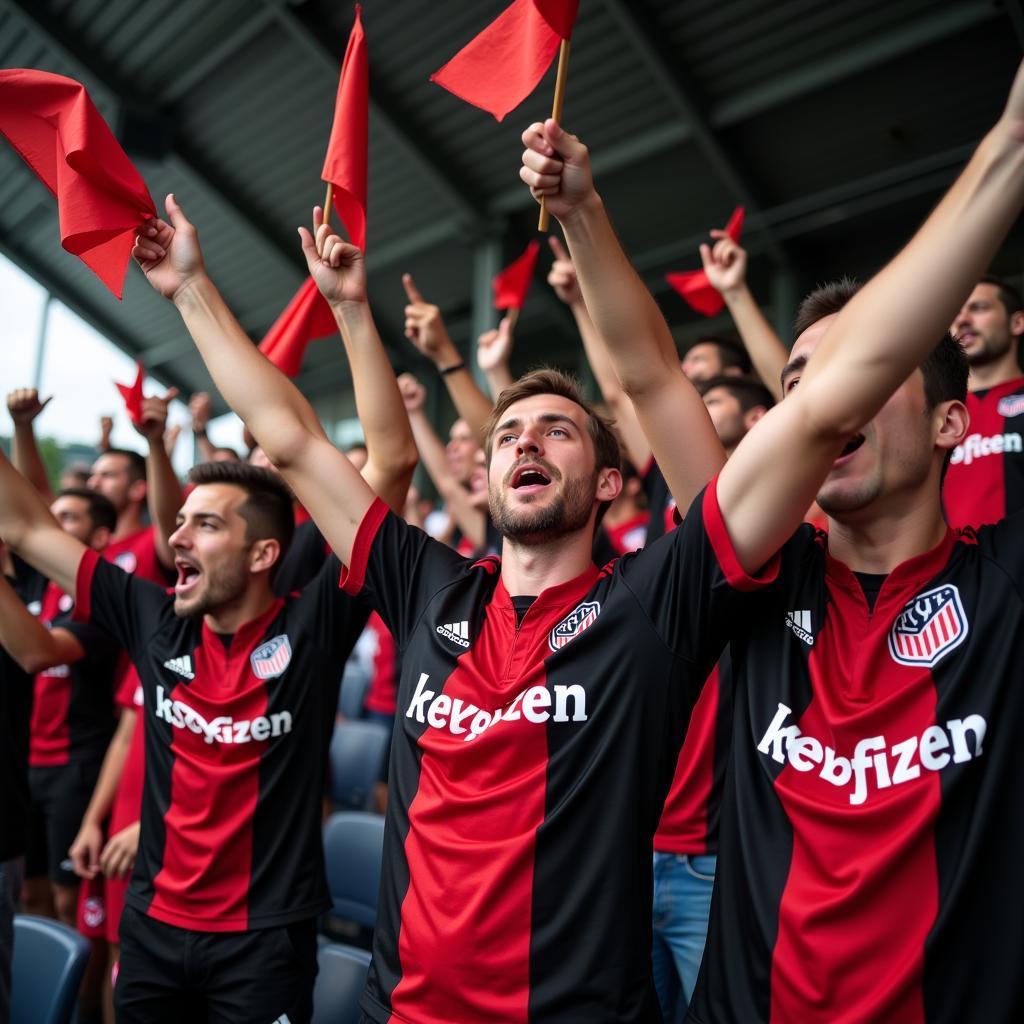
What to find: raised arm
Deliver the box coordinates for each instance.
[188,392,221,464]
[134,387,183,570]
[7,389,56,504]
[402,273,495,441]
[714,64,1024,570]
[546,237,652,472]
[398,374,485,549]
[0,447,85,595]
[700,232,789,402]
[0,571,85,674]
[520,121,725,512]
[132,196,396,566]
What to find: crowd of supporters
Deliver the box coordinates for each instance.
[2,57,1024,1024]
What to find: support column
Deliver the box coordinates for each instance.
[471,232,504,391]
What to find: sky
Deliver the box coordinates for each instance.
[0,251,245,477]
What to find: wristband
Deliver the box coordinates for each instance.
[439,362,466,376]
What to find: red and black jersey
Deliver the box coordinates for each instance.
[104,526,171,584]
[73,550,369,932]
[363,612,398,716]
[654,650,732,855]
[687,480,1024,1024]
[642,457,677,545]
[943,376,1024,528]
[342,497,759,1024]
[110,667,145,835]
[0,573,33,861]
[603,511,650,556]
[17,559,118,767]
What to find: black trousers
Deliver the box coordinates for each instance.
[115,906,318,1024]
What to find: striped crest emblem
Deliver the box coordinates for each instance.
[997,394,1024,418]
[549,601,601,652]
[888,585,968,668]
[250,634,292,680]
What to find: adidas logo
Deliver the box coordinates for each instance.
[785,610,814,647]
[436,620,471,649]
[163,654,195,680]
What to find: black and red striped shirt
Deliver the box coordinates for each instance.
[18,559,118,767]
[342,497,753,1024]
[943,376,1024,528]
[73,549,367,932]
[688,481,1024,1024]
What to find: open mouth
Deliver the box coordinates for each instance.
[174,558,202,597]
[509,463,553,492]
[835,433,866,462]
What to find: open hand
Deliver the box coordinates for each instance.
[398,373,426,414]
[477,317,514,372]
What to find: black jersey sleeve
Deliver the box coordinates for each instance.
[971,510,1024,595]
[615,475,781,664]
[341,497,472,647]
[290,552,371,665]
[73,547,173,662]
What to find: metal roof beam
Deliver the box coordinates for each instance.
[598,0,791,269]
[1,0,305,277]
[263,0,489,230]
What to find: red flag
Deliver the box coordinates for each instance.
[321,5,368,252]
[431,0,578,122]
[258,279,338,377]
[665,207,746,317]
[493,240,541,310]
[115,362,145,425]
[0,70,156,299]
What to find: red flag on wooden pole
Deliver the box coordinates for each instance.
[430,0,578,122]
[493,240,541,311]
[321,4,368,252]
[665,207,746,317]
[258,278,339,378]
[0,69,156,299]
[114,362,146,425]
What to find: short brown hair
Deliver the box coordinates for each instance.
[57,487,117,534]
[697,374,774,413]
[483,369,621,476]
[187,461,294,565]
[979,274,1023,317]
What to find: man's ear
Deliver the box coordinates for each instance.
[249,538,281,576]
[596,466,622,505]
[127,478,148,506]
[88,526,112,553]
[934,400,969,454]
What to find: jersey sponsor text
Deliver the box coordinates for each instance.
[405,672,587,742]
[757,702,986,805]
[154,685,293,745]
[950,431,1022,466]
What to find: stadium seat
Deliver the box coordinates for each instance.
[323,810,385,930]
[337,662,372,720]
[10,914,91,1024]
[312,941,372,1024]
[329,720,390,810]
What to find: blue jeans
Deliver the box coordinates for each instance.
[0,857,24,1024]
[651,852,716,1022]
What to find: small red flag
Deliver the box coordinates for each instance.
[115,362,145,425]
[493,240,541,310]
[321,5,368,252]
[665,207,746,317]
[431,0,578,122]
[258,279,338,378]
[0,70,156,299]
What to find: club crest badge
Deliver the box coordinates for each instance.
[997,394,1024,418]
[250,635,292,680]
[549,601,601,652]
[889,584,968,668]
[113,550,138,574]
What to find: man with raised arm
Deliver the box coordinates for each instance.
[0,227,415,1023]
[521,60,1024,1023]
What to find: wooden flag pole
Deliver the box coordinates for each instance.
[507,306,520,332]
[538,38,572,233]
[318,181,353,348]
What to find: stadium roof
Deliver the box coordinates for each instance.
[2,0,1022,417]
